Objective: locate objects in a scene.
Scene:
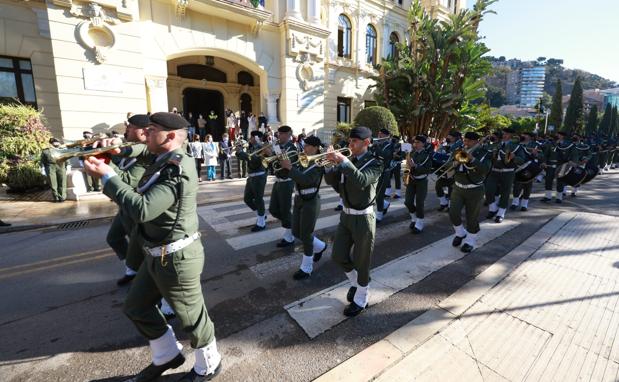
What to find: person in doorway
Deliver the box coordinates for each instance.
[226,112,237,142]
[239,111,249,140]
[197,114,206,141]
[207,110,218,138]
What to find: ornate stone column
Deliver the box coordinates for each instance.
[286,0,303,20]
[267,94,279,125]
[307,0,321,25]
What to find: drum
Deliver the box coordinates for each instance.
[581,166,598,185]
[515,160,542,183]
[432,152,450,172]
[557,163,587,186]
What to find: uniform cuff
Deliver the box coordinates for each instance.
[102,171,117,186]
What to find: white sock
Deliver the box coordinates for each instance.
[489,202,498,212]
[511,197,520,207]
[439,196,448,205]
[338,197,343,207]
[125,262,137,276]
[283,228,294,242]
[521,199,529,208]
[300,255,313,274]
[149,325,182,366]
[256,214,266,227]
[494,195,500,203]
[463,232,477,248]
[376,211,384,221]
[572,186,578,194]
[312,236,326,253]
[415,218,424,230]
[386,187,392,196]
[353,285,369,308]
[545,190,552,199]
[160,298,174,316]
[383,200,390,210]
[395,189,402,197]
[497,207,506,218]
[194,339,222,376]
[346,270,358,288]
[453,224,467,238]
[410,213,416,223]
[556,191,563,200]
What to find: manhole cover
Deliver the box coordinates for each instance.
[57,221,89,230]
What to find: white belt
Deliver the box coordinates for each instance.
[343,206,374,215]
[275,178,292,182]
[146,232,201,257]
[546,165,557,168]
[297,187,317,195]
[455,181,482,189]
[492,168,515,173]
[413,175,428,180]
[248,171,265,177]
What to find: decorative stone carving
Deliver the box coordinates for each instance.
[295,57,314,91]
[176,0,189,17]
[70,3,119,64]
[289,32,324,62]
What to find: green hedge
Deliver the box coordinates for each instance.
[353,106,398,136]
[0,104,51,191]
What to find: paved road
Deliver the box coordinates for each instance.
[0,171,617,381]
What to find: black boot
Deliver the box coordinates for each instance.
[135,353,185,382]
[293,269,311,280]
[177,363,222,382]
[116,274,136,286]
[486,210,497,219]
[313,243,328,262]
[461,243,474,253]
[346,286,357,303]
[276,239,294,248]
[452,235,466,247]
[343,301,366,317]
[495,216,504,223]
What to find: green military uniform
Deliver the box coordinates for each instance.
[449,145,492,252]
[435,139,463,209]
[236,143,268,229]
[571,140,591,195]
[105,143,156,272]
[269,140,297,243]
[485,138,526,221]
[325,146,383,315]
[511,140,541,211]
[545,138,577,202]
[374,139,396,221]
[404,148,432,232]
[40,147,67,202]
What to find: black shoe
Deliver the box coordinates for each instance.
[461,243,474,253]
[541,197,551,203]
[555,199,562,204]
[293,269,311,280]
[334,205,343,211]
[0,220,10,227]
[135,352,185,382]
[412,227,422,235]
[313,243,328,262]
[343,301,366,317]
[409,221,416,230]
[385,194,391,199]
[521,207,528,212]
[251,224,265,232]
[226,176,233,179]
[571,192,576,197]
[276,239,295,248]
[346,286,357,303]
[495,216,504,223]
[383,202,391,216]
[393,194,401,199]
[177,362,222,381]
[452,235,466,247]
[509,204,518,211]
[437,204,448,212]
[116,274,135,286]
[486,210,497,219]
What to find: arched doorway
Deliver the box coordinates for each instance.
[240,93,252,114]
[183,88,225,140]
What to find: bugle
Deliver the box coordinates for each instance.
[297,148,352,168]
[51,142,137,163]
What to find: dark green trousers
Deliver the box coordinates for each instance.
[244,174,267,215]
[269,180,294,228]
[435,176,454,198]
[449,185,484,234]
[292,195,320,257]
[123,240,215,348]
[376,171,391,212]
[45,165,66,201]
[331,212,376,286]
[485,171,515,209]
[404,178,428,218]
[544,167,556,191]
[513,180,532,200]
[107,213,130,260]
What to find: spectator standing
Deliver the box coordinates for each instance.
[202,134,218,181]
[187,112,196,142]
[197,114,207,141]
[226,112,237,142]
[248,112,257,134]
[258,112,268,132]
[189,135,204,182]
[239,110,249,140]
[219,133,233,179]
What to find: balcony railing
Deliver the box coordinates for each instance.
[183,0,272,24]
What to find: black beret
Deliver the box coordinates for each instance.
[414,135,427,143]
[557,131,567,136]
[127,114,151,128]
[379,128,391,136]
[464,131,480,140]
[350,126,372,140]
[278,125,292,133]
[83,131,92,135]
[49,138,60,144]
[448,130,461,137]
[250,131,263,138]
[304,135,321,147]
[149,112,189,130]
[502,128,516,134]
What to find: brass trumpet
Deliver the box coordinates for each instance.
[297,148,352,168]
[51,142,137,163]
[269,150,301,171]
[62,133,107,148]
[248,143,273,159]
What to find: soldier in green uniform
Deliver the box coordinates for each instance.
[404,135,433,234]
[435,131,463,212]
[84,112,222,382]
[449,132,492,253]
[40,138,67,202]
[279,135,328,280]
[543,131,577,203]
[374,129,396,223]
[332,131,348,211]
[569,134,591,197]
[268,125,298,247]
[236,131,268,231]
[485,128,526,223]
[510,131,541,212]
[324,126,383,317]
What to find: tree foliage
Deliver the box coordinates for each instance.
[371,0,497,139]
[352,106,398,136]
[585,104,598,136]
[598,103,612,136]
[563,77,584,134]
[548,79,563,131]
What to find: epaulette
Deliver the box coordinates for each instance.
[168,153,183,166]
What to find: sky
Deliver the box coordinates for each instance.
[468,0,619,84]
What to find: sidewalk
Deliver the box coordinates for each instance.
[0,176,276,229]
[316,212,619,382]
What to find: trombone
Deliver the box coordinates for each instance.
[62,133,107,148]
[51,142,137,163]
[297,148,352,168]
